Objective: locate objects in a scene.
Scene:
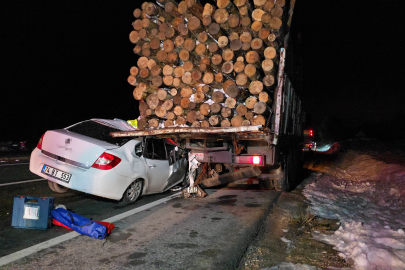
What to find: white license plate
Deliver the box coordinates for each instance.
[41,165,72,183]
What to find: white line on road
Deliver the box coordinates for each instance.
[0,192,182,266]
[0,163,30,167]
[0,178,46,187]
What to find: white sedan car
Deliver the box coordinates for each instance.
[30,119,189,205]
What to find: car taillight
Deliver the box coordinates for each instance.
[37,133,45,150]
[91,152,121,170]
[234,155,263,165]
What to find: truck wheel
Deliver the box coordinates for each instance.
[277,147,297,192]
[48,180,69,193]
[118,179,143,206]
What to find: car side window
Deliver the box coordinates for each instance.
[153,139,166,160]
[144,138,167,160]
[135,143,142,157]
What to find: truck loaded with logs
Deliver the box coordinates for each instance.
[111,0,304,195]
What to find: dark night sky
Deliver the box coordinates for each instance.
[1,0,404,142]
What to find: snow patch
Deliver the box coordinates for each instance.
[303,151,405,269]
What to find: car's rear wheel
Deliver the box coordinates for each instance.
[119,179,143,206]
[48,180,69,193]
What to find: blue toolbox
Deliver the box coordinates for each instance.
[11,196,54,229]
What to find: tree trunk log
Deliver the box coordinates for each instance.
[201,120,210,127]
[221,119,231,127]
[251,115,266,126]
[263,74,275,87]
[174,105,185,116]
[199,103,211,116]
[146,94,160,109]
[167,111,176,120]
[212,91,225,103]
[209,115,222,126]
[242,119,251,126]
[221,107,234,118]
[186,110,197,123]
[236,104,248,116]
[210,103,222,114]
[155,105,167,118]
[245,96,257,109]
[162,99,174,110]
[231,115,244,126]
[180,97,190,108]
[194,91,208,103]
[148,118,159,128]
[164,119,174,127]
[245,110,254,120]
[176,116,187,125]
[249,80,263,95]
[259,91,272,104]
[253,101,267,115]
[225,97,236,108]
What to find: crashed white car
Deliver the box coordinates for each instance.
[29,119,189,205]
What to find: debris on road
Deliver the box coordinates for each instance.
[52,208,114,239]
[11,196,54,230]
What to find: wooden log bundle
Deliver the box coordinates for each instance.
[128,0,289,129]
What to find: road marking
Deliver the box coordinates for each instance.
[0,163,30,167]
[0,192,182,266]
[0,178,45,187]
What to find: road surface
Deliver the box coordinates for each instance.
[0,162,281,269]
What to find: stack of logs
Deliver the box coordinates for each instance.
[127,0,287,129]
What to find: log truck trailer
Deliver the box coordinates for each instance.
[110,0,304,195]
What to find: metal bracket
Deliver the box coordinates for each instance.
[182,185,207,198]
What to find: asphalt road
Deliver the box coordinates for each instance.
[0,161,281,269]
[0,163,180,257]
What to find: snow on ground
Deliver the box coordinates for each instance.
[303,146,405,269]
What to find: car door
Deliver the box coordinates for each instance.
[143,138,170,193]
[165,141,188,190]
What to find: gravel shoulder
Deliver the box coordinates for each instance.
[239,177,352,269]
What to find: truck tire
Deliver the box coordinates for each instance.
[276,146,298,192]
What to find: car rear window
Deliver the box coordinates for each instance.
[66,121,130,146]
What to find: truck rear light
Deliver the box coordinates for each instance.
[252,156,261,165]
[37,133,45,150]
[91,152,121,170]
[234,155,263,165]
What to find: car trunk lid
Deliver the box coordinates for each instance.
[41,129,119,169]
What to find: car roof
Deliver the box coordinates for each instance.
[91,118,136,131]
[65,119,136,132]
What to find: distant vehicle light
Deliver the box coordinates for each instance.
[92,152,121,170]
